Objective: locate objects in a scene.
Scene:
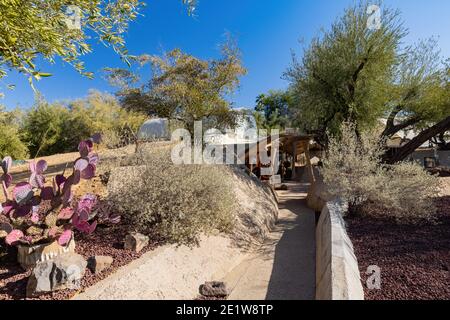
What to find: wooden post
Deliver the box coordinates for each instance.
[291,140,297,180]
[305,140,315,183]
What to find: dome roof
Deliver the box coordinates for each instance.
[138,118,170,141]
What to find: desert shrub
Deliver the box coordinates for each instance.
[0,124,29,159]
[321,122,440,222]
[0,107,28,159]
[69,91,146,149]
[21,100,72,157]
[107,145,235,245]
[21,92,146,157]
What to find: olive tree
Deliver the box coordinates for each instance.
[106,39,247,135]
[286,0,449,162]
[0,0,198,94]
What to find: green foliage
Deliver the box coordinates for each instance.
[321,122,440,222]
[0,0,200,95]
[21,92,146,157]
[21,99,71,157]
[69,90,147,148]
[254,90,293,130]
[108,145,236,246]
[0,0,144,89]
[106,38,247,135]
[0,107,28,159]
[286,0,449,145]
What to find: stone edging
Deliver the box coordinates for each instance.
[315,198,364,300]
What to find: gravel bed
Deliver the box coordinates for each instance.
[0,225,161,300]
[346,196,450,300]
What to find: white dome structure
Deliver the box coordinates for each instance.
[138,118,170,141]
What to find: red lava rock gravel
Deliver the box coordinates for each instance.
[0,225,161,300]
[346,196,450,300]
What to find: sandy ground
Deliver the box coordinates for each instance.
[73,235,248,300]
[1,145,138,203]
[73,181,316,300]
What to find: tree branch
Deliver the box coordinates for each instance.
[383,116,450,164]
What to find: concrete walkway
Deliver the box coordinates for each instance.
[223,182,316,300]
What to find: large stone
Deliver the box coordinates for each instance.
[199,281,229,297]
[124,232,149,253]
[26,253,87,297]
[17,238,75,270]
[87,255,113,274]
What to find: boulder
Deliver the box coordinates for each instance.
[199,281,229,297]
[124,232,149,253]
[26,252,87,297]
[87,255,113,274]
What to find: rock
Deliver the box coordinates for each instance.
[26,226,44,236]
[26,253,87,297]
[87,255,113,274]
[44,213,58,228]
[124,232,149,253]
[18,238,75,270]
[199,281,229,297]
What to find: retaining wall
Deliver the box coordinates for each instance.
[315,199,364,300]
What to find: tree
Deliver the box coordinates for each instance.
[21,98,71,157]
[107,39,247,135]
[286,0,450,160]
[254,90,293,130]
[0,0,197,93]
[20,91,147,157]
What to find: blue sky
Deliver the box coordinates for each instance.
[2,0,449,110]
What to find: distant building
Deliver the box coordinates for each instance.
[138,118,170,141]
[380,119,450,168]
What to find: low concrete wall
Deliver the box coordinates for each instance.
[315,199,364,300]
[306,172,333,212]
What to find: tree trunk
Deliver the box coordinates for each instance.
[383,116,450,164]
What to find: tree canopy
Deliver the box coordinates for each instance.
[0,0,198,95]
[107,39,247,135]
[286,1,449,161]
[254,90,293,130]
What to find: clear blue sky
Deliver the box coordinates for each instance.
[2,0,449,110]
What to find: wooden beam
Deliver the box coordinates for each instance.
[291,140,297,180]
[305,141,315,183]
[305,141,316,184]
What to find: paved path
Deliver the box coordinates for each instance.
[223,182,316,300]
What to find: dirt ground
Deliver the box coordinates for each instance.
[1,143,281,300]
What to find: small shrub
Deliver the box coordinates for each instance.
[107,145,235,246]
[0,107,29,159]
[21,100,75,157]
[21,92,146,157]
[321,122,440,222]
[0,124,29,160]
